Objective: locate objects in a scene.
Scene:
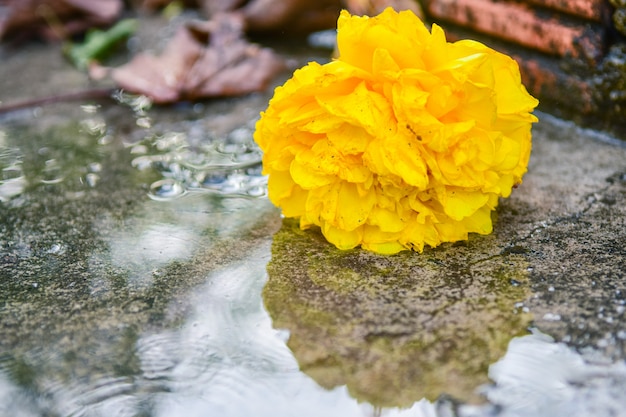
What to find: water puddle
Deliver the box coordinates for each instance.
[1,95,626,417]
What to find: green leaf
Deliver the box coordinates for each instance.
[64,19,138,71]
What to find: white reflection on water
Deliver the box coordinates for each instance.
[107,223,195,289]
[0,146,26,202]
[130,247,384,417]
[468,330,626,417]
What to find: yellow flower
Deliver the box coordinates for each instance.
[254,8,538,254]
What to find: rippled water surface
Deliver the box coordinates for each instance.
[2,47,626,416]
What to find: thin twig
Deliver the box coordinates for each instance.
[0,87,115,115]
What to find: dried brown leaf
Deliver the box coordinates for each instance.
[0,0,122,41]
[111,15,286,103]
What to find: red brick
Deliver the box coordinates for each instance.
[523,0,609,22]
[515,57,596,114]
[424,0,607,60]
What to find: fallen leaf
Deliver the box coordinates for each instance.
[111,15,286,103]
[64,18,137,70]
[0,0,123,41]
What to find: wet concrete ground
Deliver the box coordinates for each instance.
[1,16,626,417]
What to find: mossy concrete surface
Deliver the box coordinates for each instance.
[1,26,626,416]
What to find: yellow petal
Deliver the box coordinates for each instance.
[334,182,376,231]
[362,224,405,254]
[382,132,429,189]
[267,169,296,203]
[461,205,494,235]
[337,9,427,73]
[322,221,363,250]
[290,159,336,189]
[317,81,395,139]
[368,206,405,232]
[326,123,372,155]
[442,188,490,221]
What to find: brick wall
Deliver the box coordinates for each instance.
[421,0,626,137]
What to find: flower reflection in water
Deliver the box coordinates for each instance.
[263,218,533,406]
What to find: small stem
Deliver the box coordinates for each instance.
[0,88,116,115]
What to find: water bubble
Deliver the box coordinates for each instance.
[154,132,186,151]
[85,173,100,188]
[136,117,152,129]
[202,171,228,186]
[46,243,66,255]
[80,118,107,136]
[246,186,266,197]
[88,162,102,173]
[131,155,158,170]
[98,135,113,145]
[80,104,100,114]
[114,91,152,115]
[228,127,252,142]
[130,144,148,155]
[40,159,64,184]
[543,313,562,321]
[148,179,186,201]
[216,141,247,154]
[245,165,263,176]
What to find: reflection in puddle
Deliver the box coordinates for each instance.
[476,330,626,417]
[0,146,26,201]
[105,222,196,289]
[0,246,395,417]
[264,219,534,406]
